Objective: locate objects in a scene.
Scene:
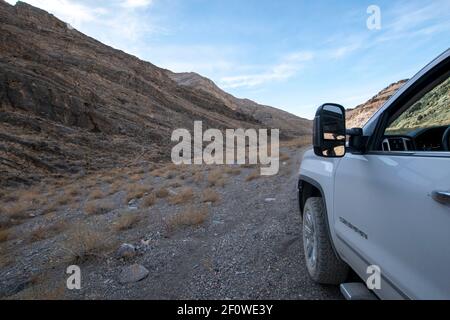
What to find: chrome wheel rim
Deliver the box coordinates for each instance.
[304,209,317,269]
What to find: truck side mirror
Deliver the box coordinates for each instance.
[313,103,346,158]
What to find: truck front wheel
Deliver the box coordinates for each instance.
[303,197,349,284]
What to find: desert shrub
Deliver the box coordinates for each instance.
[63,222,113,263]
[201,188,221,203]
[155,188,169,198]
[114,212,141,231]
[84,200,114,215]
[142,193,157,207]
[169,188,194,205]
[166,207,209,233]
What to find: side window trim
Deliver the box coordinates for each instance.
[368,57,450,153]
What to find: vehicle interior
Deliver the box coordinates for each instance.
[378,73,450,152]
[381,125,450,152]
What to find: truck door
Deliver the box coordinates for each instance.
[334,69,450,299]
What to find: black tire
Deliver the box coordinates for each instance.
[303,197,349,284]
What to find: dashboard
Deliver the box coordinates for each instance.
[381,126,449,152]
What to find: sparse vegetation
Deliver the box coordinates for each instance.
[125,183,151,203]
[142,193,157,207]
[115,212,141,231]
[207,169,227,187]
[192,172,204,183]
[169,188,194,205]
[166,207,209,233]
[28,221,67,243]
[0,228,11,243]
[55,193,73,206]
[108,180,123,195]
[64,222,113,263]
[156,188,169,198]
[130,173,143,182]
[42,201,58,215]
[201,188,221,203]
[84,200,114,215]
[65,186,81,198]
[4,202,29,220]
[89,188,105,200]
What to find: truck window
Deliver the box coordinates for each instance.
[382,74,450,152]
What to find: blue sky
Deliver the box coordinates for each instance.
[6,0,450,119]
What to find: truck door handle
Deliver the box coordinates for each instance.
[432,191,450,206]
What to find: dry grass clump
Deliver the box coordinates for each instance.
[4,202,30,220]
[18,189,41,206]
[1,191,18,203]
[151,164,178,179]
[245,169,261,182]
[0,228,11,243]
[125,183,151,203]
[28,221,67,243]
[207,169,227,187]
[114,212,141,231]
[142,193,157,207]
[63,222,113,263]
[15,281,67,300]
[2,187,48,220]
[89,188,105,200]
[192,172,204,184]
[156,188,169,198]
[166,207,209,233]
[168,180,182,188]
[55,193,74,206]
[108,180,123,195]
[169,188,194,205]
[0,253,13,268]
[129,173,143,182]
[64,186,81,198]
[201,188,221,203]
[42,201,58,215]
[84,200,114,215]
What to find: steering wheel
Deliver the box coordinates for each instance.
[443,126,450,151]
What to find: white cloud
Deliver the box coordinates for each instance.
[5,0,106,29]
[329,43,361,59]
[5,0,165,59]
[120,0,153,9]
[220,51,314,88]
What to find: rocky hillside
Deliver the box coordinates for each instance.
[166,71,312,137]
[388,76,450,134]
[346,80,408,128]
[0,1,310,187]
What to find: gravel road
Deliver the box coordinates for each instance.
[1,146,342,300]
[78,146,341,300]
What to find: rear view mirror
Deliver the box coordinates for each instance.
[313,103,346,158]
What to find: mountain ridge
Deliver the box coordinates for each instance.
[346,79,409,128]
[0,0,310,187]
[166,70,312,137]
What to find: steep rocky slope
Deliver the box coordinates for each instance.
[388,76,450,133]
[166,71,312,137]
[346,80,408,128]
[0,1,309,187]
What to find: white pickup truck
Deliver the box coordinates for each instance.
[297,49,450,300]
